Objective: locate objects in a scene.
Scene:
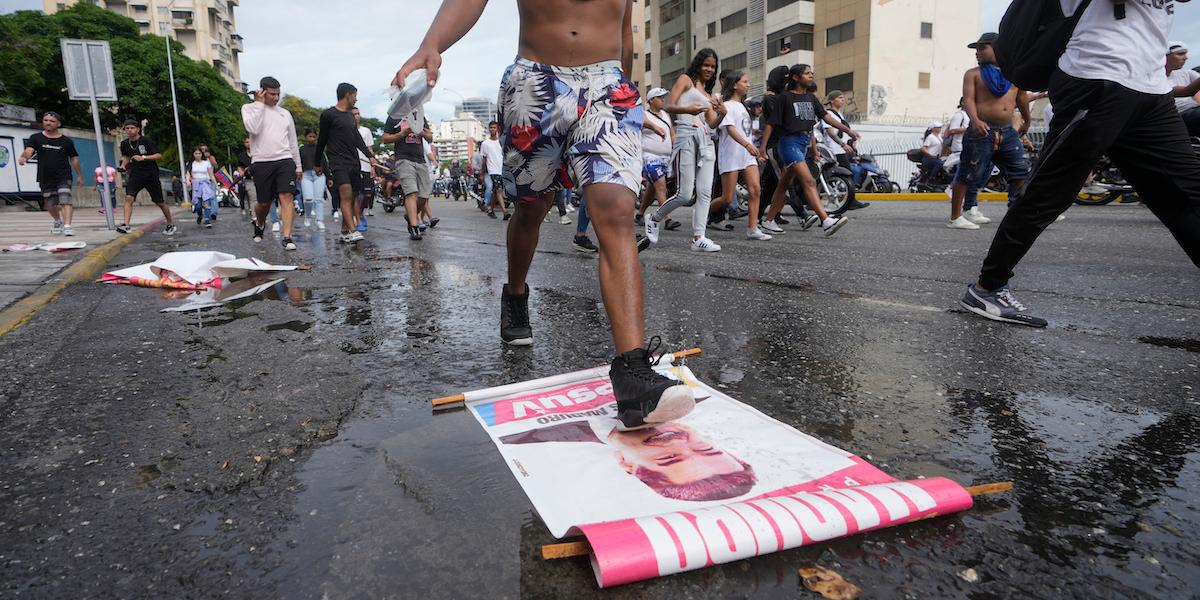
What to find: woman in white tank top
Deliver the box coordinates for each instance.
[645,49,726,253]
[186,146,217,228]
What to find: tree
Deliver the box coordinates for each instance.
[0,4,246,169]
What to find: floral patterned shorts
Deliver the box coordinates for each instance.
[497,58,644,203]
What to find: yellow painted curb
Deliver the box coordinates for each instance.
[857,192,1009,201]
[0,210,184,338]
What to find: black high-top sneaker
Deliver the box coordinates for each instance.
[500,283,532,346]
[610,337,695,430]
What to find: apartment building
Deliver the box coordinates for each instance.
[460,97,497,125]
[434,113,486,165]
[643,0,979,123]
[44,0,246,91]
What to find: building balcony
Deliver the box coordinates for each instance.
[229,35,243,52]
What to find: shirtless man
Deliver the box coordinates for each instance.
[394,0,695,431]
[946,33,1032,230]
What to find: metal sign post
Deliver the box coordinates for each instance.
[61,39,118,230]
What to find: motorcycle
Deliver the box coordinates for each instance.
[850,153,901,194]
[908,152,1001,194]
[1074,155,1137,205]
[810,146,855,214]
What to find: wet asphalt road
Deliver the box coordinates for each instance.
[0,198,1197,599]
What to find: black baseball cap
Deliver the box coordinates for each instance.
[968,32,998,49]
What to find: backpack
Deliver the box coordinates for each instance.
[994,0,1094,91]
[906,148,923,163]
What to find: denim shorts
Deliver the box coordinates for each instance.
[777,133,812,168]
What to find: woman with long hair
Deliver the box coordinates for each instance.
[759,64,859,236]
[715,70,769,240]
[186,146,216,228]
[645,48,726,252]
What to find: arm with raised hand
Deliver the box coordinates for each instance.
[392,0,489,87]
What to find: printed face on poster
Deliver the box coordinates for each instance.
[470,366,884,538]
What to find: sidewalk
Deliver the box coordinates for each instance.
[0,206,181,312]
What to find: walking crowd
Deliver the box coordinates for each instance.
[15,0,1200,431]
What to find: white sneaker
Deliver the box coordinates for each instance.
[945,187,954,200]
[822,216,849,237]
[271,222,280,232]
[645,217,661,244]
[559,215,572,225]
[543,214,551,223]
[348,230,364,242]
[691,236,721,252]
[317,221,326,230]
[761,219,785,234]
[62,225,75,236]
[747,228,772,241]
[566,205,575,213]
[366,209,374,216]
[1055,214,1066,222]
[947,216,980,230]
[51,220,63,235]
[965,207,991,224]
[304,218,311,228]
[800,215,820,230]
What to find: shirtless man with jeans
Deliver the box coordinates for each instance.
[946,33,1031,231]
[393,0,694,431]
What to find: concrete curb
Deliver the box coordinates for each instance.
[857,192,1008,202]
[0,210,183,338]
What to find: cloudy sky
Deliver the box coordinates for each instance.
[3,0,1200,125]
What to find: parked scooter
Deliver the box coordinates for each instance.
[850,153,901,194]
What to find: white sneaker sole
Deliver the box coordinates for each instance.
[823,219,849,237]
[502,336,533,346]
[959,299,1047,328]
[616,385,696,431]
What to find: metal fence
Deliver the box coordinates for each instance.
[856,128,1049,188]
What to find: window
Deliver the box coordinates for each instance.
[645,52,652,72]
[663,33,686,58]
[767,0,803,11]
[708,22,717,38]
[767,23,813,58]
[721,9,747,33]
[724,52,747,71]
[825,72,854,95]
[918,72,931,88]
[645,22,651,39]
[920,22,933,39]
[660,0,685,23]
[826,21,855,46]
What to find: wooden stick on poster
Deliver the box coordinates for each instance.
[540,481,1015,560]
[430,348,703,408]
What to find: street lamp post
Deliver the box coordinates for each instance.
[163,7,189,208]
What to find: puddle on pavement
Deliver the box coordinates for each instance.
[1139,336,1200,353]
[265,320,313,333]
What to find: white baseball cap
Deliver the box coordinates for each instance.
[647,87,669,100]
[929,120,944,129]
[1168,41,1188,55]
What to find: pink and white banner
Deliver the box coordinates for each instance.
[464,364,973,588]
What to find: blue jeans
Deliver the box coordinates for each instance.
[96,184,118,209]
[301,170,326,222]
[192,179,216,221]
[954,125,1029,207]
[575,194,590,235]
[482,175,493,207]
[920,154,944,183]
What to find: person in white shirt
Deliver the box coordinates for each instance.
[636,87,673,224]
[352,107,377,224]
[479,121,508,219]
[963,1,1200,329]
[241,76,303,250]
[714,71,769,240]
[186,146,217,228]
[1166,41,1200,135]
[919,122,944,185]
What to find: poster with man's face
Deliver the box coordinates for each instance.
[466,364,974,588]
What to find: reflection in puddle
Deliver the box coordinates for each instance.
[1139,336,1200,353]
[265,320,313,333]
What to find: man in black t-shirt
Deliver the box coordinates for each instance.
[382,112,433,240]
[18,111,85,236]
[315,82,377,243]
[117,119,177,235]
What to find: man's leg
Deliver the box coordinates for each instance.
[404,192,420,226]
[279,192,296,237]
[1107,97,1200,267]
[977,73,1127,291]
[60,202,73,226]
[338,184,356,232]
[506,192,554,294]
[586,183,644,353]
[123,194,136,225]
[492,180,508,216]
[47,200,61,225]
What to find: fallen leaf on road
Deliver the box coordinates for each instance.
[799,566,860,600]
[221,461,229,470]
[300,417,312,427]
[298,264,313,271]
[959,567,980,583]
[253,455,263,463]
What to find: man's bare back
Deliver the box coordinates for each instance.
[516,0,626,67]
[966,67,1020,127]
